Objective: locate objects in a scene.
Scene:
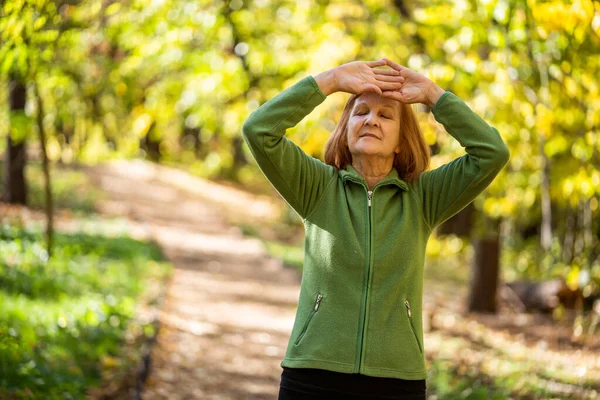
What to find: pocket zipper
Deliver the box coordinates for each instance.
[404,300,423,354]
[295,294,323,345]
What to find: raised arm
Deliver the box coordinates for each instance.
[242,59,404,220]
[382,59,510,230]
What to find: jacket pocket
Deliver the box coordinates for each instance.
[404,300,423,354]
[295,294,323,345]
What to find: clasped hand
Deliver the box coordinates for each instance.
[334,58,441,106]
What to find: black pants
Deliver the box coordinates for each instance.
[278,367,426,400]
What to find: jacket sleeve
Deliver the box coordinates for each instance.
[241,75,336,220]
[413,91,510,230]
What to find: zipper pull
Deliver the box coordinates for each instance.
[404,300,412,318]
[367,190,373,207]
[314,294,323,311]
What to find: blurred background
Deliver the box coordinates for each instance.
[1,0,599,399]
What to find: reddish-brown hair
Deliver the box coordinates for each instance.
[324,93,431,184]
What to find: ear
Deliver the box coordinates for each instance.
[394,145,401,154]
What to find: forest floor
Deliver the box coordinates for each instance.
[86,160,600,400]
[87,160,299,400]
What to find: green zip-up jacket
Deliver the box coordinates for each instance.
[241,75,510,380]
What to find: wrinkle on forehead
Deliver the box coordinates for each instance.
[355,93,399,112]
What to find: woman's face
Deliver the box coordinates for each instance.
[347,92,401,161]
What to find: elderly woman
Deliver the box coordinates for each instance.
[242,58,510,399]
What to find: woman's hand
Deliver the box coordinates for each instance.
[380,58,445,107]
[314,59,405,96]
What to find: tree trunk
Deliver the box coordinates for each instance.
[537,65,552,253]
[195,126,204,158]
[33,80,54,257]
[563,204,576,264]
[4,79,28,205]
[583,198,593,262]
[467,217,501,313]
[141,122,161,163]
[437,202,474,237]
[524,3,552,254]
[232,136,247,169]
[181,121,203,158]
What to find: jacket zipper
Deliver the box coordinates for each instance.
[355,189,373,373]
[405,300,423,354]
[295,294,323,345]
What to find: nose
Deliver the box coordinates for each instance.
[365,113,380,127]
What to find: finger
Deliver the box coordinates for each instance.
[364,83,382,95]
[373,74,405,83]
[376,81,404,90]
[382,58,407,73]
[372,68,401,76]
[382,92,405,102]
[382,90,407,103]
[366,59,386,67]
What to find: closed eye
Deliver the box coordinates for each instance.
[355,111,391,119]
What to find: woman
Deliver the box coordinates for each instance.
[242,58,510,399]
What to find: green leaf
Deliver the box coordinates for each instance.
[105,3,121,16]
[9,111,34,142]
[0,49,15,74]
[33,15,47,31]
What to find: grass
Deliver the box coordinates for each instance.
[0,224,172,399]
[0,161,173,399]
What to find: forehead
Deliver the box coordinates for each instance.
[354,94,397,109]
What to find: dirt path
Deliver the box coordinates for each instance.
[86,160,600,400]
[88,161,301,400]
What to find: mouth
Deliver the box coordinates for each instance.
[360,132,380,139]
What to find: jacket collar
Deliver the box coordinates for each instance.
[340,164,409,192]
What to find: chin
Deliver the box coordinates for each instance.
[352,144,383,155]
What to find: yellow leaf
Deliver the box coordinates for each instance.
[102,355,120,368]
[116,82,127,97]
[535,104,553,137]
[33,15,47,30]
[105,3,121,16]
[133,114,153,137]
[566,265,580,290]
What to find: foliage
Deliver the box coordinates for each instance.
[0,221,172,399]
[1,0,598,281]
